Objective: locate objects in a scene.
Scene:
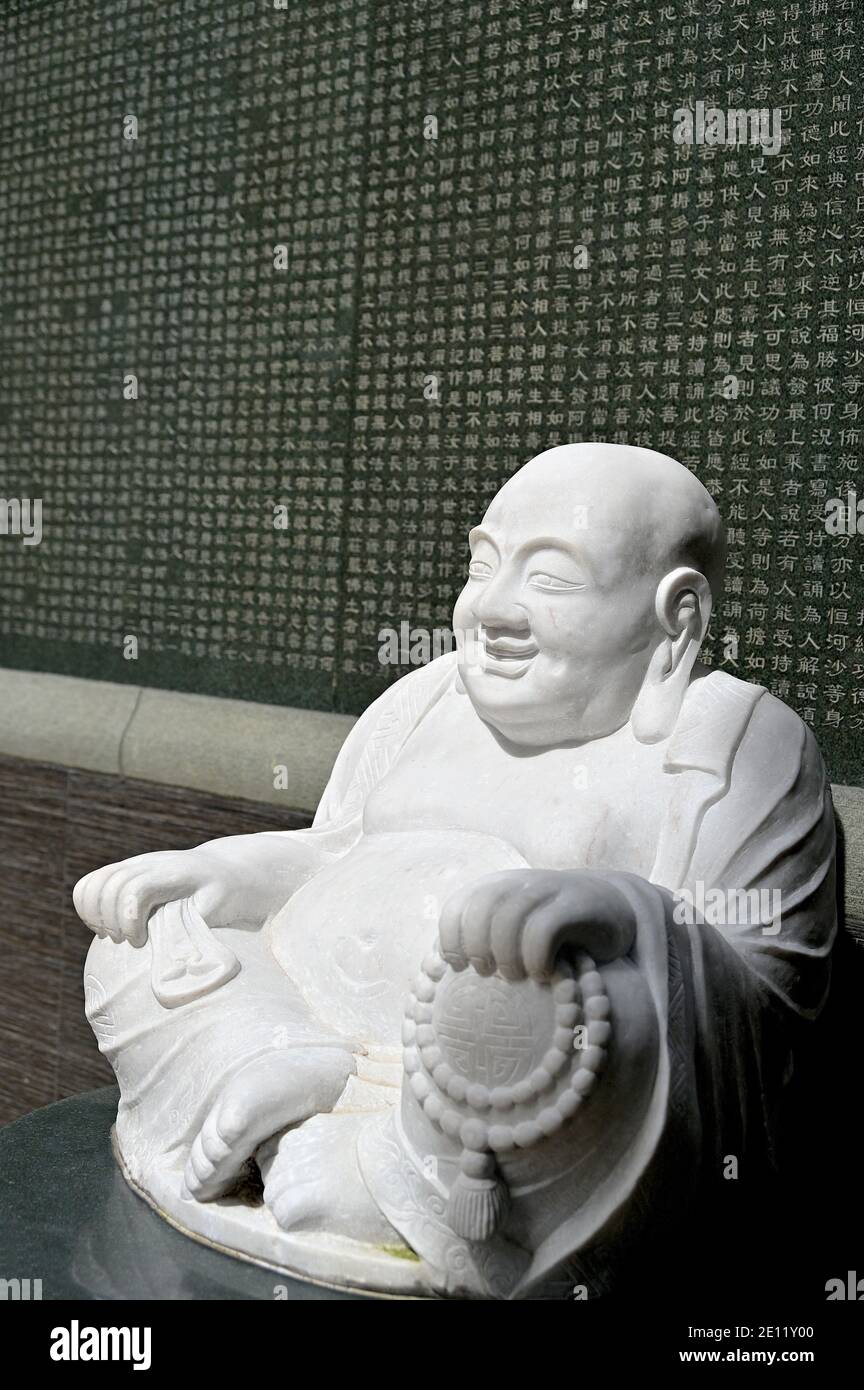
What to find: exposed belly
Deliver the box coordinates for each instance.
[269,831,530,1045]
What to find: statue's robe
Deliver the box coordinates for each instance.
[85,655,835,1295]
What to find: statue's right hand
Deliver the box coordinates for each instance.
[73,847,232,947]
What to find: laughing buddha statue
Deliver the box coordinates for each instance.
[75,443,836,1299]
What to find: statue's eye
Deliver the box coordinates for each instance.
[528,572,584,592]
[468,559,493,579]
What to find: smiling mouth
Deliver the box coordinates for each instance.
[481,634,539,677]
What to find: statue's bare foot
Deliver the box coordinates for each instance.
[183,1047,355,1201]
[258,1112,401,1245]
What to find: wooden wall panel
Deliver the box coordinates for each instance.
[0,755,311,1125]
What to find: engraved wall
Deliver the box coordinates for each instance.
[0,0,862,781]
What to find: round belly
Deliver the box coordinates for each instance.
[269,831,530,1044]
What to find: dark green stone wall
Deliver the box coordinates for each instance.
[1,0,862,781]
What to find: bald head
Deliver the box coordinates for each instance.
[453,442,724,746]
[489,442,726,599]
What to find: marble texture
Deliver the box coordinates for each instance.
[74,443,838,1299]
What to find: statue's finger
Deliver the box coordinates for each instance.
[460,883,500,975]
[100,868,144,943]
[72,870,104,936]
[438,885,472,970]
[520,901,572,979]
[490,885,556,980]
[105,864,185,945]
[86,857,162,939]
[77,852,165,932]
[115,875,153,947]
[120,869,194,947]
[115,872,170,947]
[74,864,120,936]
[92,868,130,942]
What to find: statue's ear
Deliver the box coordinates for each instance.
[630,567,712,744]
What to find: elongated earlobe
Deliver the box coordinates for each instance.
[630,568,711,744]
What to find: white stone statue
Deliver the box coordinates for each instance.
[74,443,836,1299]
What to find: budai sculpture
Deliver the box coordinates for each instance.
[74,443,836,1299]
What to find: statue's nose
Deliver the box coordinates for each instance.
[474,574,529,631]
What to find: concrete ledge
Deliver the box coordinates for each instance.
[0,667,355,813]
[0,667,139,775]
[121,686,354,812]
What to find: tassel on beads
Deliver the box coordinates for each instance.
[446,1147,509,1242]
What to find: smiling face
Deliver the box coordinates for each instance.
[452,444,722,748]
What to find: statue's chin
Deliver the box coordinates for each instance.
[482,716,572,750]
[477,710,614,751]
[460,676,626,750]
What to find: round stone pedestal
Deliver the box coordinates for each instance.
[0,1087,361,1301]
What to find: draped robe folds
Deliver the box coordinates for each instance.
[84,654,836,1297]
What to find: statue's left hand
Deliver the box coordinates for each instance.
[438,869,637,980]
